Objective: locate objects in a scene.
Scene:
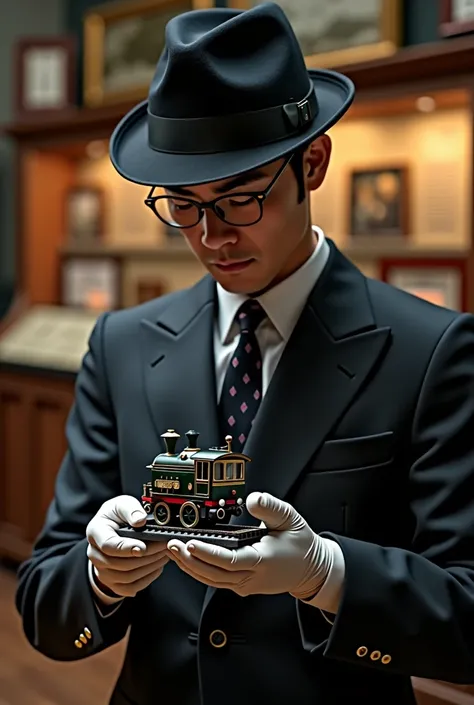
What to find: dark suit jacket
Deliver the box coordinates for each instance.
[15,240,474,705]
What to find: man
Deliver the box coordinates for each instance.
[15,4,474,705]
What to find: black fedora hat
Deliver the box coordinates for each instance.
[109,2,355,187]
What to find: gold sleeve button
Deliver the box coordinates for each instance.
[370,650,381,660]
[381,654,391,664]
[74,639,83,649]
[356,646,368,657]
[79,633,87,644]
[84,627,92,640]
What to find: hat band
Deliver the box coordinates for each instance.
[147,84,318,154]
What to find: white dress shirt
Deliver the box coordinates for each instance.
[90,225,345,618]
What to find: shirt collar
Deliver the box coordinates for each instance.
[216,226,330,344]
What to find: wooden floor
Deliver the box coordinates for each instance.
[0,563,125,705]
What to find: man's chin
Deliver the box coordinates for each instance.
[210,265,264,295]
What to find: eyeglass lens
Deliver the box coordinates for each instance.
[154,194,262,227]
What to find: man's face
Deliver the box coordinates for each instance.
[163,136,331,295]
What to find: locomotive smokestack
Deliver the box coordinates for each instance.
[185,430,200,450]
[161,429,180,455]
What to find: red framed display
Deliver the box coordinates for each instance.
[380,257,468,311]
[439,0,474,37]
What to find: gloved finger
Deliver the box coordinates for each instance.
[97,553,170,587]
[170,539,261,571]
[246,492,305,531]
[86,515,148,556]
[87,541,168,571]
[103,495,148,527]
[109,564,168,598]
[170,557,252,591]
[168,541,253,585]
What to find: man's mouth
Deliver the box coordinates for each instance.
[212,259,254,273]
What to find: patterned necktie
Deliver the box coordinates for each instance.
[219,299,267,452]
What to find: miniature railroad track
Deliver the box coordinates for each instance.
[116,522,268,548]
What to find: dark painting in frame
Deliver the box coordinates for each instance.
[349,165,409,238]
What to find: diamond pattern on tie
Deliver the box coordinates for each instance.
[219,299,266,452]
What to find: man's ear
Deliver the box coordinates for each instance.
[304,135,332,191]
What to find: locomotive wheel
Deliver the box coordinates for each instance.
[153,501,171,526]
[179,501,200,528]
[142,502,152,514]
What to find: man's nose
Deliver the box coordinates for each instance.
[200,210,238,250]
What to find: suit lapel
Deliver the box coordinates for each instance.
[232,242,391,523]
[201,240,391,614]
[139,274,220,452]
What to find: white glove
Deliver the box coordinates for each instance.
[86,495,169,598]
[167,491,332,599]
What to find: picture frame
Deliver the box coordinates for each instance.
[83,0,214,108]
[14,36,77,121]
[65,186,105,243]
[136,278,168,303]
[439,0,474,37]
[60,255,122,311]
[227,0,401,68]
[379,257,468,311]
[348,165,409,238]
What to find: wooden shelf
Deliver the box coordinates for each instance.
[59,241,195,260]
[0,101,135,144]
[2,36,474,144]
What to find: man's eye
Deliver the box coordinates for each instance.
[228,196,253,206]
[172,202,193,211]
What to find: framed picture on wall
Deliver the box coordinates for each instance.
[136,278,168,303]
[83,0,214,107]
[348,165,409,238]
[14,36,76,121]
[228,0,401,67]
[439,0,474,37]
[60,255,121,311]
[380,257,468,311]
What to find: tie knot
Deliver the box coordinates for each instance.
[236,299,266,333]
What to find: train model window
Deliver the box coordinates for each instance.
[196,461,209,481]
[213,461,244,481]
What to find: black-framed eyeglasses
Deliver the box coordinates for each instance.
[144,152,294,228]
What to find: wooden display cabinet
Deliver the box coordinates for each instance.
[0,366,75,561]
[1,34,474,705]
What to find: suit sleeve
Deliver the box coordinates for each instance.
[15,312,133,661]
[296,312,474,683]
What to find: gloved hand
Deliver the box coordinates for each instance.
[86,495,169,598]
[167,491,333,599]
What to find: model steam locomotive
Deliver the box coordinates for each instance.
[141,429,250,529]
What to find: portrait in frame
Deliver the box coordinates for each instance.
[439,0,474,37]
[380,258,468,311]
[348,165,409,238]
[227,0,401,67]
[65,186,105,243]
[83,0,214,107]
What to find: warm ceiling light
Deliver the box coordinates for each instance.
[416,96,436,112]
[86,140,107,159]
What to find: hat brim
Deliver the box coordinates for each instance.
[109,69,354,187]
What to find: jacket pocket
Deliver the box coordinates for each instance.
[311,431,395,472]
